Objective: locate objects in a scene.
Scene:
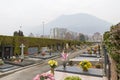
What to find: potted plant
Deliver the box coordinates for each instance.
[64,76,82,80]
[79,60,92,71]
[95,63,101,68]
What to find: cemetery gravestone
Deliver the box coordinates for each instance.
[20,44,25,61]
[2,46,13,59]
[28,47,38,55]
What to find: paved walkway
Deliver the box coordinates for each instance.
[0,49,85,80]
[48,71,107,80]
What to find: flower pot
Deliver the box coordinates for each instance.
[51,68,54,75]
[63,61,66,70]
[41,52,46,56]
[83,68,88,72]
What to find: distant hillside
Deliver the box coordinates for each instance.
[34,13,112,35]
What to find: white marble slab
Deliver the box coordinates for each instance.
[70,57,102,62]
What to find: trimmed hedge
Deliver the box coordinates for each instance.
[0,35,90,55]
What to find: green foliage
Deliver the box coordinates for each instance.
[64,76,81,80]
[0,35,88,55]
[79,34,85,42]
[116,64,120,74]
[13,30,24,36]
[110,53,120,63]
[103,23,120,75]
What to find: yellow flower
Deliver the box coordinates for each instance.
[79,60,92,69]
[48,60,58,68]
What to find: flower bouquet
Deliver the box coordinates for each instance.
[33,73,55,80]
[61,51,68,69]
[48,60,58,75]
[41,51,46,56]
[79,60,92,71]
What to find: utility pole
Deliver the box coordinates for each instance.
[42,21,44,38]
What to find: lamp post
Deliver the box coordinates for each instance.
[42,21,44,38]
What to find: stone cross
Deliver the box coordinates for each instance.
[20,43,25,60]
[66,43,69,49]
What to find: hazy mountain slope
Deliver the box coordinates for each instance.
[35,13,112,35]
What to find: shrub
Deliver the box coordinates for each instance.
[64,76,81,80]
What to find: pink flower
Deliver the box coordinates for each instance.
[61,52,68,61]
[40,73,47,77]
[47,73,55,80]
[33,73,55,80]
[33,74,40,80]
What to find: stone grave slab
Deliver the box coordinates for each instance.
[70,57,101,62]
[0,64,14,69]
[25,58,43,63]
[55,66,103,77]
[80,53,100,57]
[0,64,20,72]
[4,60,35,67]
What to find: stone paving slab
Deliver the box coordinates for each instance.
[55,66,103,77]
[51,71,105,80]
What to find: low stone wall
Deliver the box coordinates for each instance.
[109,55,118,80]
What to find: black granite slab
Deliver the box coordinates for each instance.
[55,66,103,77]
[0,64,14,69]
[4,60,35,67]
[0,64,20,72]
[80,54,100,57]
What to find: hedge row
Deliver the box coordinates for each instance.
[0,35,91,55]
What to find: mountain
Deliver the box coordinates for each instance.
[34,13,112,35]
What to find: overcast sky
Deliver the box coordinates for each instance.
[0,0,120,36]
